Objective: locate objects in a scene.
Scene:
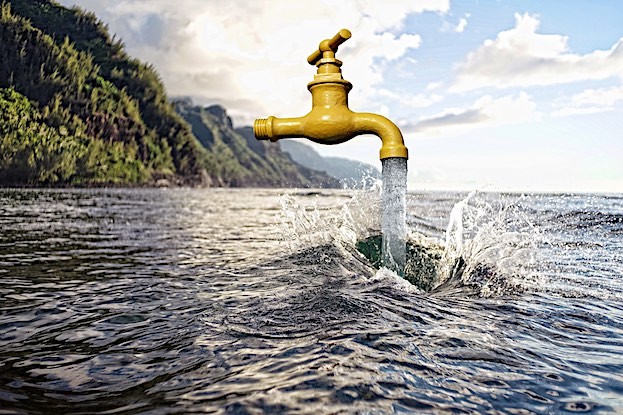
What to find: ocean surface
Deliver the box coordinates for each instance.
[0,188,622,414]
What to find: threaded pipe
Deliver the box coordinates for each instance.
[254,117,272,140]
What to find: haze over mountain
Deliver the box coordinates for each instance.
[279,140,380,189]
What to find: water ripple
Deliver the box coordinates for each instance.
[0,189,622,413]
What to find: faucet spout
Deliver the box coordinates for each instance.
[254,112,408,160]
[254,29,408,160]
[353,113,408,160]
[254,116,305,141]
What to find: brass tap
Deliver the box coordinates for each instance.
[254,29,408,160]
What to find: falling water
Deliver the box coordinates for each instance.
[381,157,407,275]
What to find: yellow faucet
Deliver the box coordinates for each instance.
[254,29,408,160]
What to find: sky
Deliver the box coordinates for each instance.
[58,0,623,193]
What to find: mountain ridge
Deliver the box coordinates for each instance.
[173,99,339,188]
[0,0,341,188]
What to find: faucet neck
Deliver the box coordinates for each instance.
[307,74,352,107]
[309,82,350,108]
[307,55,352,105]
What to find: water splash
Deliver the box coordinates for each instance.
[277,188,381,251]
[436,192,544,296]
[381,158,407,276]
[277,188,547,297]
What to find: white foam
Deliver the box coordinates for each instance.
[367,267,422,294]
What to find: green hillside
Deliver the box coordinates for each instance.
[0,0,207,185]
[174,100,339,187]
[0,0,338,187]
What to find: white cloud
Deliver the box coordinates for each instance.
[441,13,469,33]
[58,0,448,125]
[452,13,623,92]
[406,92,537,135]
[455,17,468,33]
[376,88,443,109]
[552,85,623,117]
[551,106,614,118]
[568,85,623,107]
[426,81,443,90]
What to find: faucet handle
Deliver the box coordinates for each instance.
[307,29,352,65]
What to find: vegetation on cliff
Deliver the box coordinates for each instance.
[0,0,337,187]
[174,100,339,187]
[0,0,209,185]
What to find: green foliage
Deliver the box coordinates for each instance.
[5,0,206,177]
[0,0,334,188]
[0,87,84,184]
[0,0,203,186]
[0,87,151,185]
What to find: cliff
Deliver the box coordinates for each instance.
[1,0,209,185]
[0,0,339,188]
[174,100,339,188]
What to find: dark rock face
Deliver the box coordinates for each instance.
[236,126,266,156]
[205,105,233,129]
[174,100,340,188]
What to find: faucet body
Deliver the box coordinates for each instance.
[254,29,408,160]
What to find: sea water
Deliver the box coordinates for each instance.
[0,188,622,414]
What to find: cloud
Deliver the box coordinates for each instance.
[58,0,449,125]
[452,13,623,92]
[409,168,447,184]
[376,88,443,109]
[567,85,623,107]
[455,17,468,33]
[552,85,623,117]
[405,92,537,135]
[426,81,443,90]
[441,13,469,33]
[409,108,487,132]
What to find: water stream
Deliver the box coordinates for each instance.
[381,157,407,276]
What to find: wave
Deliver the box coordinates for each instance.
[554,210,623,232]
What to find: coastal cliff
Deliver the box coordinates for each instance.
[0,0,339,188]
